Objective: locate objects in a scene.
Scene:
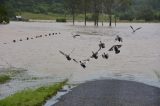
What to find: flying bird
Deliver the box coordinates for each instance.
[79,61,86,69]
[115,35,123,42]
[90,47,101,59]
[72,32,80,38]
[90,51,99,59]
[83,58,90,62]
[99,41,105,49]
[130,26,142,33]
[109,45,122,54]
[102,53,109,59]
[73,59,78,63]
[72,58,88,69]
[73,34,80,38]
[59,50,72,61]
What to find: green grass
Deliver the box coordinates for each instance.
[21,12,66,20]
[0,80,67,106]
[20,12,107,21]
[0,75,11,84]
[19,12,160,22]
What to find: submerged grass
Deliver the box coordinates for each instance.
[0,75,11,84]
[0,80,67,106]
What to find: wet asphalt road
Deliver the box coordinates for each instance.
[54,79,160,106]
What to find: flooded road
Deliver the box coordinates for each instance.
[0,22,160,99]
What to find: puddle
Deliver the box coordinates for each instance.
[44,85,77,106]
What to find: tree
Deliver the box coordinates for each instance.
[136,6,154,21]
[81,0,92,26]
[0,1,10,24]
[92,0,102,26]
[104,0,131,26]
[64,0,81,25]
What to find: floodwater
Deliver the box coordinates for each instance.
[0,22,160,99]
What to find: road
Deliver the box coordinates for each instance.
[54,79,160,106]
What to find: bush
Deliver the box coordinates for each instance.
[154,13,160,21]
[0,75,11,84]
[0,6,10,24]
[119,13,134,21]
[86,15,94,21]
[56,18,66,22]
[136,6,154,21]
[0,16,9,23]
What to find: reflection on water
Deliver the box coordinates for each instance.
[0,22,160,99]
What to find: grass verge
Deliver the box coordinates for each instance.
[0,80,67,106]
[0,75,11,84]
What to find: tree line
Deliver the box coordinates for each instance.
[1,0,160,24]
[64,0,132,26]
[64,0,160,26]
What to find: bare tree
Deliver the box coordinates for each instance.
[92,0,102,26]
[64,0,80,25]
[104,0,131,27]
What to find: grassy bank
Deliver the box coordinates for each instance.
[19,12,160,23]
[20,12,107,21]
[21,12,66,20]
[0,80,67,106]
[0,75,11,84]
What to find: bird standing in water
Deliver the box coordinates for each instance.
[13,40,16,43]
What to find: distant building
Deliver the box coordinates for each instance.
[15,16,22,21]
[15,16,29,21]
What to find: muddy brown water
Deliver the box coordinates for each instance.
[0,22,160,99]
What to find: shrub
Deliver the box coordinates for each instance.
[56,18,66,22]
[0,75,11,84]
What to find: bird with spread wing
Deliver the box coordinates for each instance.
[108,45,122,54]
[130,26,142,33]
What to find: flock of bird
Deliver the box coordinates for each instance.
[0,25,142,69]
[0,32,61,45]
[59,35,123,69]
[59,25,142,69]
